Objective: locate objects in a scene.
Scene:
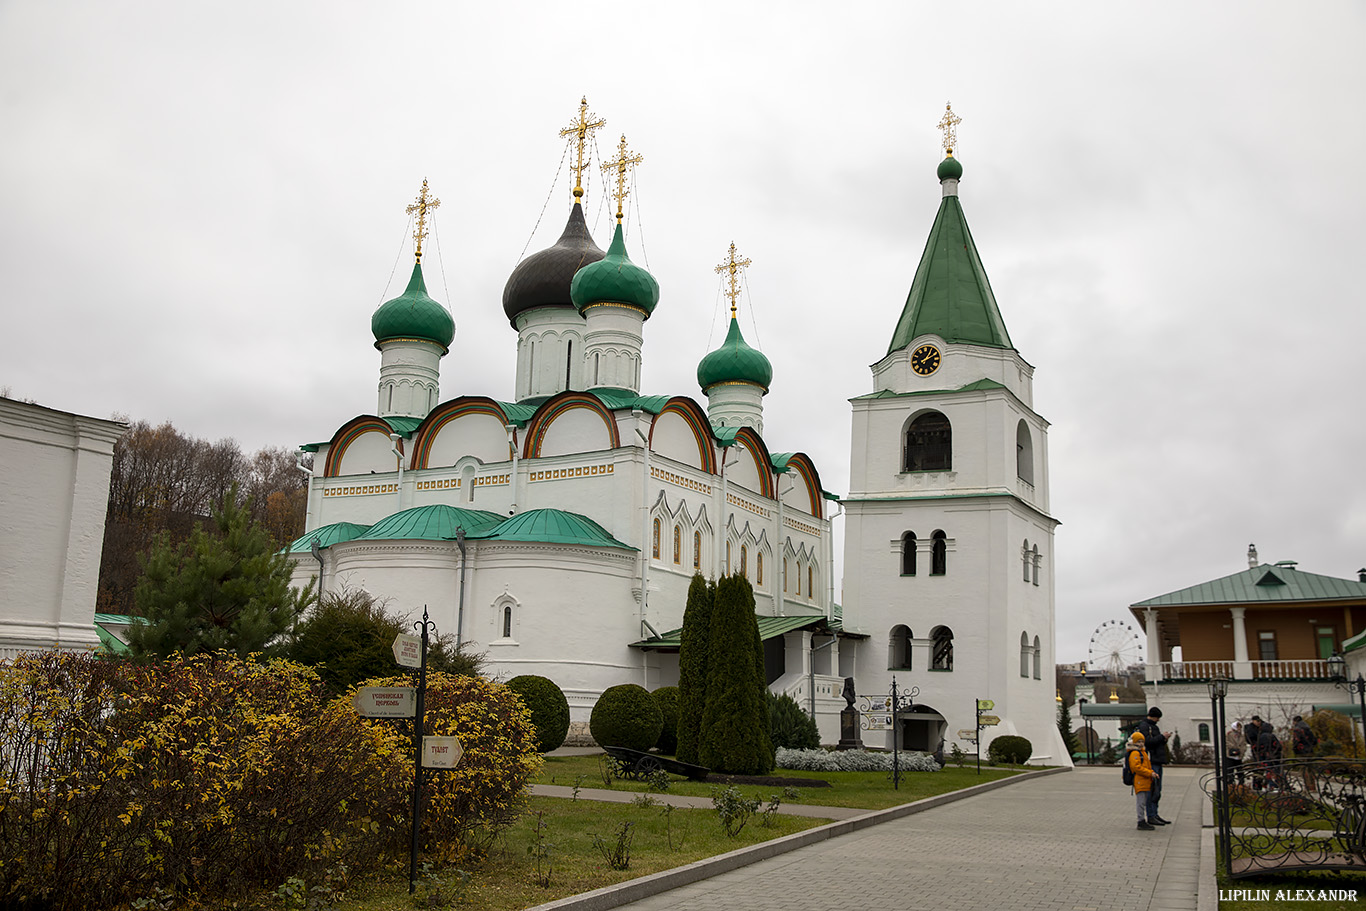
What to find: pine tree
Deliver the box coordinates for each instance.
[128,489,315,659]
[1057,699,1080,757]
[675,574,713,765]
[699,573,774,774]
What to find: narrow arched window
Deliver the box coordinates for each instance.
[726,541,732,574]
[890,624,913,670]
[757,552,764,585]
[901,532,917,576]
[808,566,814,599]
[931,530,947,576]
[932,626,954,671]
[503,605,513,639]
[652,518,660,558]
[1020,632,1030,677]
[694,531,701,570]
[593,352,600,386]
[1022,539,1031,582]
[1032,635,1041,679]
[1016,419,1034,484]
[740,544,748,578]
[1198,723,1211,741]
[1032,545,1041,585]
[673,526,681,564]
[904,411,952,472]
[783,557,789,592]
[565,340,573,388]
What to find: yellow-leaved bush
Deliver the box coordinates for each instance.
[0,652,538,910]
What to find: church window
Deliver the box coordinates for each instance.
[528,341,535,391]
[808,566,814,599]
[931,626,954,671]
[502,605,513,639]
[593,352,600,386]
[387,385,394,411]
[901,532,917,576]
[694,531,701,570]
[757,552,764,585]
[740,545,748,578]
[795,561,802,595]
[726,541,732,574]
[889,625,913,670]
[783,557,789,592]
[1020,632,1030,677]
[931,530,947,576]
[673,526,681,564]
[1198,723,1211,742]
[1032,635,1041,679]
[652,519,660,559]
[904,411,952,472]
[1032,545,1040,585]
[1022,540,1031,582]
[565,340,573,388]
[1016,419,1034,485]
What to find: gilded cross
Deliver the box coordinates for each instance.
[560,96,606,201]
[600,134,644,223]
[937,102,962,156]
[714,242,752,318]
[405,179,441,263]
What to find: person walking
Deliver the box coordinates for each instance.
[1136,707,1172,825]
[1256,722,1284,790]
[1292,714,1318,793]
[1127,731,1157,830]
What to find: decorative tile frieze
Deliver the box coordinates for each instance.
[728,492,770,519]
[323,483,398,498]
[651,466,712,495]
[529,464,613,482]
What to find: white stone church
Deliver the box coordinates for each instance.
[289,104,1069,763]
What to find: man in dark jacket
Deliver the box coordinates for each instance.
[1136,707,1172,825]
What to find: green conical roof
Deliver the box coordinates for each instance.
[479,508,634,549]
[372,262,456,350]
[570,223,659,316]
[357,505,504,541]
[886,156,1012,355]
[697,316,772,393]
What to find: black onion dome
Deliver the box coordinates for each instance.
[502,204,605,326]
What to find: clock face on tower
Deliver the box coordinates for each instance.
[911,344,941,376]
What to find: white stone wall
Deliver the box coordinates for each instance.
[0,399,124,658]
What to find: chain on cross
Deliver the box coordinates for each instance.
[406,179,441,262]
[714,242,752,318]
[938,102,962,156]
[601,134,644,223]
[560,96,606,201]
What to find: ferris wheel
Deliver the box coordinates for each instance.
[1088,620,1144,678]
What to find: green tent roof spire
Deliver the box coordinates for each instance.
[886,153,1013,355]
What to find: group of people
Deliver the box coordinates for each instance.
[1125,709,1322,829]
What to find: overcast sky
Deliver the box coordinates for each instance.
[3,2,1363,664]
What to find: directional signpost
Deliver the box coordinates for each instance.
[974,698,997,774]
[978,715,1001,727]
[353,686,416,718]
[422,736,464,769]
[392,633,422,669]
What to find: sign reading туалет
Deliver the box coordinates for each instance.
[422,736,463,769]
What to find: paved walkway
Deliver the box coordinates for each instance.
[596,766,1205,911]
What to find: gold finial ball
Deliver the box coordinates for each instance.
[573,187,584,198]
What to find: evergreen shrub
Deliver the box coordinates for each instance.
[769,691,821,750]
[507,674,571,752]
[675,574,713,764]
[651,686,680,754]
[590,683,663,752]
[699,574,773,774]
[987,734,1033,764]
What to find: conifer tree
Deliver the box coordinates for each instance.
[699,573,774,774]
[675,574,713,765]
[1057,698,1080,757]
[128,488,315,659]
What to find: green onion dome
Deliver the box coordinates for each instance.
[569,223,659,316]
[371,262,455,351]
[502,204,605,326]
[697,316,772,393]
[937,155,963,181]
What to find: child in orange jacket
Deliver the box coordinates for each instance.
[1127,731,1157,830]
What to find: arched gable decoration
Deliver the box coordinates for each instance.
[648,397,718,474]
[323,415,406,477]
[522,392,622,458]
[724,426,775,499]
[771,452,824,520]
[410,396,521,469]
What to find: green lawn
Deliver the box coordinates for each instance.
[334,794,824,911]
[535,752,1024,810]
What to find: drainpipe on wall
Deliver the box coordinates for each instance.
[389,433,404,512]
[634,410,652,687]
[309,540,325,597]
[296,452,314,534]
[775,476,794,616]
[809,634,837,719]
[454,527,468,649]
[718,448,740,575]
[825,500,843,621]
[506,425,520,514]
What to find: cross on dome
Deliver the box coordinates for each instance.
[938,102,962,157]
[714,242,752,318]
[560,96,606,202]
[601,134,644,224]
[405,179,441,263]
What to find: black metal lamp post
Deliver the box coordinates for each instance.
[1329,653,1366,749]
[1078,697,1092,765]
[1207,675,1230,877]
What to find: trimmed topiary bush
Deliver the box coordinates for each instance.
[651,686,680,754]
[590,684,663,752]
[987,734,1033,765]
[506,675,570,753]
[676,574,713,764]
[699,574,773,775]
[769,691,821,750]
